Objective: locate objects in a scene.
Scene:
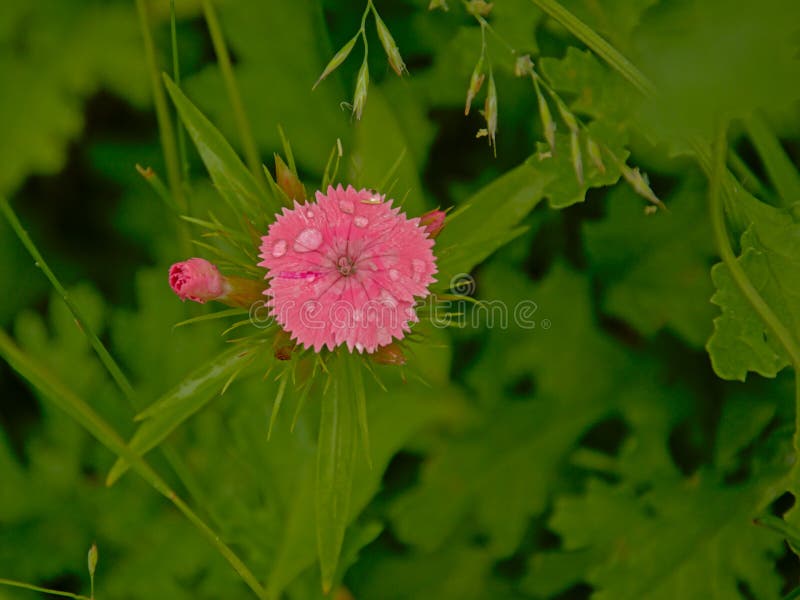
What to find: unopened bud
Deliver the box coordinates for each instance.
[484,71,498,153]
[169,258,228,304]
[465,56,485,116]
[275,154,306,201]
[420,209,446,238]
[465,0,493,17]
[352,61,369,120]
[570,129,584,185]
[586,138,606,174]
[514,55,534,77]
[534,79,556,152]
[314,34,358,90]
[87,543,98,577]
[375,12,406,76]
[556,101,578,133]
[169,258,265,308]
[620,163,663,208]
[371,342,406,366]
[273,329,296,361]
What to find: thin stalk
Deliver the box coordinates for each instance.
[170,0,191,182]
[1,198,136,402]
[0,578,90,600]
[0,331,268,600]
[529,0,657,98]
[708,127,800,450]
[2,197,226,544]
[201,0,266,191]
[135,0,191,256]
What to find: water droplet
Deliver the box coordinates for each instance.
[380,289,397,307]
[389,269,400,281]
[339,200,354,214]
[305,273,317,283]
[294,228,323,252]
[361,195,382,204]
[412,259,425,272]
[354,216,368,228]
[306,210,314,218]
[272,240,287,257]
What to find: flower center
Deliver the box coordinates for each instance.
[337,255,355,276]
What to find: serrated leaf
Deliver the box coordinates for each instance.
[163,75,278,218]
[706,200,800,381]
[106,342,258,485]
[583,174,716,347]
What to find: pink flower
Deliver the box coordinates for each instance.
[258,185,438,353]
[169,258,229,303]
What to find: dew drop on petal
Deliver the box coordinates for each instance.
[339,200,355,214]
[380,289,397,307]
[272,240,287,257]
[389,269,400,281]
[294,228,323,252]
[354,216,368,228]
[306,210,314,218]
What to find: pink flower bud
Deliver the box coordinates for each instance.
[420,209,446,238]
[169,258,229,304]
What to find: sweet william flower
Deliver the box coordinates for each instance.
[259,185,438,353]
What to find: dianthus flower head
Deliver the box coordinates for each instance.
[258,185,437,353]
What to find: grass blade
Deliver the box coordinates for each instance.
[106,342,259,485]
[0,330,268,600]
[163,75,279,216]
[316,360,357,593]
[1,198,136,403]
[746,112,800,207]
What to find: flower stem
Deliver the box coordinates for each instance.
[528,0,657,98]
[135,0,191,257]
[0,198,136,402]
[0,578,91,600]
[200,0,267,192]
[0,331,269,600]
[708,126,800,454]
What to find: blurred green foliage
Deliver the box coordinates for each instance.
[1,0,800,599]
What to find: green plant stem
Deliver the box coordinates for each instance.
[201,0,266,191]
[746,112,800,207]
[135,0,191,257]
[708,127,800,449]
[0,578,91,600]
[0,330,269,600]
[170,0,190,182]
[1,198,136,402]
[529,0,657,98]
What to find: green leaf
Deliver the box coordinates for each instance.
[706,199,800,380]
[106,342,259,485]
[163,75,278,218]
[315,362,358,592]
[583,173,716,347]
[550,474,787,599]
[435,163,552,283]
